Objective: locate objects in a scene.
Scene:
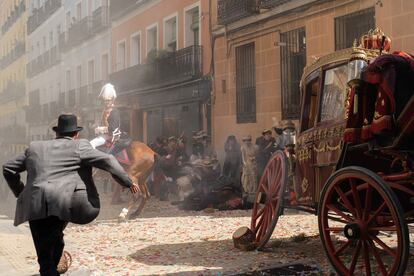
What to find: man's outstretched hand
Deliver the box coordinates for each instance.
[129,183,140,194]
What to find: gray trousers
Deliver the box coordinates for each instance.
[70,189,100,224]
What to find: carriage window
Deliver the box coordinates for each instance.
[301,77,320,131]
[320,65,347,122]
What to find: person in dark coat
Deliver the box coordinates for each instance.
[255,129,276,176]
[222,135,241,179]
[2,114,139,276]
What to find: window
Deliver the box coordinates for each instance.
[76,65,82,88]
[301,76,320,132]
[185,5,199,47]
[66,11,71,31]
[130,33,141,66]
[280,27,306,119]
[76,2,82,20]
[101,53,108,80]
[117,41,126,71]
[65,70,71,91]
[88,60,95,84]
[335,8,375,50]
[236,43,256,123]
[49,31,53,48]
[320,64,347,122]
[88,0,93,16]
[164,16,177,51]
[146,25,157,56]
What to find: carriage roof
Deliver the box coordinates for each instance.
[300,47,381,86]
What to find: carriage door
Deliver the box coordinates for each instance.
[312,64,347,202]
[295,73,320,204]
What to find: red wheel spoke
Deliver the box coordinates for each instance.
[334,240,351,256]
[349,240,362,274]
[327,204,353,222]
[261,182,269,195]
[363,184,373,221]
[334,186,357,217]
[367,240,388,276]
[255,206,267,228]
[325,227,343,232]
[370,235,397,258]
[369,226,397,232]
[257,211,269,240]
[270,167,281,195]
[350,178,363,219]
[255,207,265,219]
[362,240,372,276]
[367,202,387,225]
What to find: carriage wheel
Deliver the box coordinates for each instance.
[318,166,409,276]
[251,150,288,250]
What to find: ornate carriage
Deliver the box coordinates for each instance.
[250,29,414,275]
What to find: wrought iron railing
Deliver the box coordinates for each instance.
[25,104,42,124]
[91,5,109,34]
[260,0,292,9]
[65,16,92,50]
[1,1,25,34]
[0,41,25,69]
[0,81,25,104]
[217,0,258,25]
[109,45,203,94]
[27,46,60,78]
[27,0,62,34]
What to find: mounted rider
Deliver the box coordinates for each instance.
[90,83,124,154]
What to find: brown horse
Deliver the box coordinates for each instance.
[93,140,156,221]
[119,141,155,220]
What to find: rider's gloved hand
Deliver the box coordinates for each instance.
[129,182,140,194]
[95,126,108,135]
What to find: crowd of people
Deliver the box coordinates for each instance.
[145,121,295,210]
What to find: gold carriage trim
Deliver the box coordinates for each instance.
[313,141,343,153]
[301,178,309,193]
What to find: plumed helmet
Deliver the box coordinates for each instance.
[99,83,117,100]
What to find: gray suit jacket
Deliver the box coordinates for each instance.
[3,137,132,226]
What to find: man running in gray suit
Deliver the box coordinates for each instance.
[3,114,139,275]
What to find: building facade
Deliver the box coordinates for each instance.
[0,0,27,145]
[211,0,414,161]
[25,0,111,141]
[109,0,212,147]
[25,0,64,141]
[59,0,111,140]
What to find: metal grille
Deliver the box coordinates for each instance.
[280,27,306,120]
[236,43,256,124]
[217,0,257,25]
[335,8,375,50]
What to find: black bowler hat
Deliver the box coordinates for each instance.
[52,114,83,133]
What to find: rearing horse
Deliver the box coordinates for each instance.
[96,139,156,220]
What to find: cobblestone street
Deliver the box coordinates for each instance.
[1,190,414,275]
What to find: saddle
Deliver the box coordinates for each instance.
[99,137,132,165]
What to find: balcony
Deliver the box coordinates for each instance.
[91,5,109,34]
[0,81,26,104]
[64,16,92,51]
[27,46,60,78]
[25,104,42,124]
[260,0,292,9]
[0,41,25,70]
[1,1,26,35]
[27,0,62,35]
[217,0,258,25]
[110,45,203,95]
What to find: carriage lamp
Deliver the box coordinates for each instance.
[283,120,296,153]
[347,47,368,114]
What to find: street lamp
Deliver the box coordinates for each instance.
[347,46,368,115]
